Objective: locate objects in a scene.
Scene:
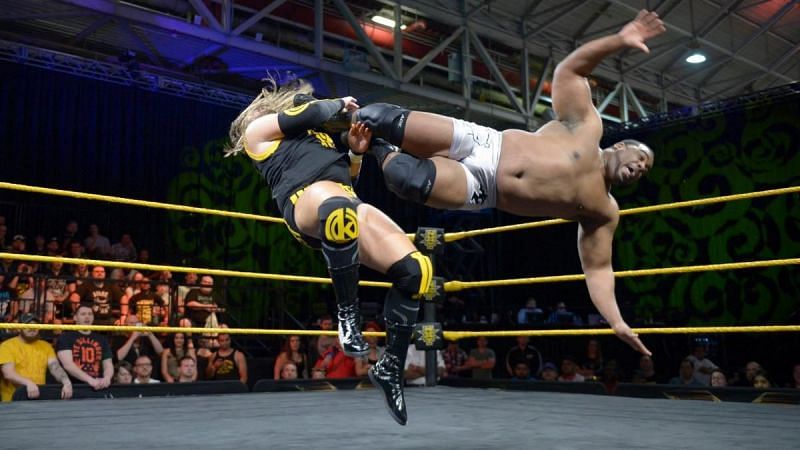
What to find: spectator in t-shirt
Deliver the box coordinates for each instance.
[124,277,166,327]
[466,336,496,380]
[133,355,160,384]
[668,359,703,386]
[442,339,470,379]
[313,338,355,379]
[404,343,445,386]
[115,315,164,369]
[505,336,542,378]
[83,224,111,259]
[109,233,137,263]
[558,355,585,382]
[546,301,581,325]
[69,265,126,325]
[540,362,559,381]
[710,369,728,387]
[516,297,543,325]
[511,362,534,381]
[40,261,75,324]
[686,344,718,386]
[181,275,224,328]
[56,304,114,389]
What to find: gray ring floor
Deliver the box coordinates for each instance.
[1,386,798,449]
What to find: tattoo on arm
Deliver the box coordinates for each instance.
[48,359,70,384]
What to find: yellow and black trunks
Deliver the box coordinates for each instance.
[281,180,359,249]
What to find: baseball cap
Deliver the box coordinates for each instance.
[13,234,25,241]
[19,313,40,324]
[542,362,558,371]
[49,236,60,242]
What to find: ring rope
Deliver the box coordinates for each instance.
[0,181,285,224]
[3,323,799,339]
[441,186,800,242]
[0,253,393,289]
[443,258,800,292]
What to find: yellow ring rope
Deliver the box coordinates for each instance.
[0,253,393,289]
[443,258,800,292]
[0,181,285,224]
[441,186,800,242]
[3,323,799,340]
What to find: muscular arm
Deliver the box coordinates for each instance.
[578,212,651,355]
[57,349,96,384]
[48,357,73,399]
[552,10,664,126]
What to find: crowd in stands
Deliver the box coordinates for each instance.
[1,215,799,402]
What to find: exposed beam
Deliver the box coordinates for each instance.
[117,20,164,66]
[469,28,525,114]
[707,41,800,99]
[187,0,223,32]
[624,82,647,118]
[314,0,323,60]
[232,0,288,36]
[184,43,227,66]
[69,15,112,45]
[403,27,463,83]
[607,0,793,84]
[521,0,544,22]
[393,3,403,78]
[524,0,584,40]
[572,2,611,41]
[0,11,93,21]
[60,0,528,124]
[530,54,552,114]
[597,82,622,114]
[693,0,797,89]
[331,0,397,79]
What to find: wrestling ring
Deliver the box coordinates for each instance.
[0,181,799,449]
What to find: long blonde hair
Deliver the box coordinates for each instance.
[225,78,314,157]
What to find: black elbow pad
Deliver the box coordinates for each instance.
[277,99,345,137]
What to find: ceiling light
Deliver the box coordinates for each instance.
[686,52,706,64]
[371,15,406,30]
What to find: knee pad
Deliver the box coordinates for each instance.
[387,251,433,299]
[318,196,360,269]
[383,153,436,204]
[354,103,409,147]
[383,251,432,326]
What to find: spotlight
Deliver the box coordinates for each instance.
[686,52,706,64]
[371,15,406,30]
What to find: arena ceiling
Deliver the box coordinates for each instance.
[0,0,798,128]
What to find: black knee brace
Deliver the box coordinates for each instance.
[383,153,436,204]
[353,103,409,147]
[318,196,360,268]
[383,251,433,326]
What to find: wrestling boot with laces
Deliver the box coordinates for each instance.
[336,300,369,357]
[368,321,414,425]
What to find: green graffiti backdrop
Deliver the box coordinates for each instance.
[614,98,800,325]
[166,139,328,327]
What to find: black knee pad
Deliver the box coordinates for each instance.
[383,251,432,326]
[318,196,360,269]
[383,153,436,204]
[354,103,409,147]
[387,251,433,299]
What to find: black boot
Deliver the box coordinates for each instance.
[331,264,369,358]
[368,321,414,425]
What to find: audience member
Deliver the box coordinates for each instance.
[182,275,224,328]
[404,343,445,386]
[686,344,718,386]
[114,361,133,384]
[195,336,214,380]
[710,369,728,387]
[540,362,559,381]
[41,261,75,324]
[84,224,111,259]
[0,272,13,322]
[789,363,800,389]
[442,339,470,378]
[516,297,543,325]
[631,354,657,384]
[32,234,47,255]
[557,356,585,382]
[732,361,763,387]
[274,335,308,380]
[70,265,126,325]
[0,313,72,401]
[546,301,581,325]
[61,220,81,253]
[308,314,335,365]
[280,361,299,380]
[71,263,90,286]
[161,332,196,383]
[313,338,355,379]
[511,362,534,381]
[668,359,703,386]
[133,355,160,384]
[601,360,621,394]
[115,316,164,368]
[752,370,771,389]
[177,356,197,383]
[578,338,604,380]
[45,236,61,257]
[505,336,543,378]
[354,322,385,377]
[56,304,114,389]
[110,233,137,262]
[206,333,247,383]
[466,336,496,380]
[11,261,36,315]
[124,277,166,327]
[176,272,198,319]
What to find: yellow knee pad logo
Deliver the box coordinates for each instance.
[409,251,433,298]
[324,207,359,243]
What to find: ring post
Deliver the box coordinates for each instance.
[413,227,445,386]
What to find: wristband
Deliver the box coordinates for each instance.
[348,150,364,162]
